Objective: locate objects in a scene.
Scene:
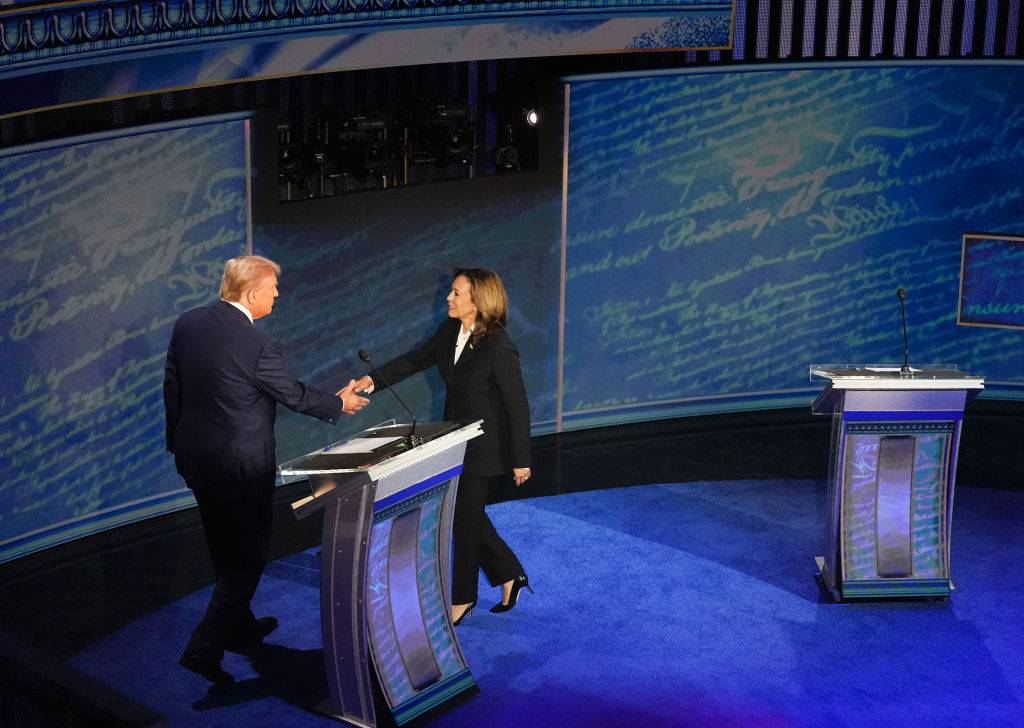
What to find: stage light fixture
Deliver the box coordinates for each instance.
[277,118,313,201]
[277,118,304,177]
[403,100,475,166]
[495,145,520,171]
[414,102,474,166]
[340,111,388,134]
[433,103,470,122]
[442,125,473,165]
[317,109,396,186]
[483,88,539,174]
[363,139,396,174]
[494,119,521,172]
[278,143,304,175]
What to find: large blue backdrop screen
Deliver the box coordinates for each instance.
[563,65,1024,428]
[0,115,252,560]
[3,64,1024,563]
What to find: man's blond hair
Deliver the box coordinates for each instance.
[220,255,281,302]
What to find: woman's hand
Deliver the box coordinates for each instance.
[513,467,531,486]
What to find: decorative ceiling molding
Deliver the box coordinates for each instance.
[0,0,732,74]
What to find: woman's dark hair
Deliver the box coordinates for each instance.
[454,267,509,342]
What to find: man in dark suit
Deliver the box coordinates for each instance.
[164,254,368,684]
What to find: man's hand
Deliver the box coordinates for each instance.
[354,375,374,393]
[337,379,370,414]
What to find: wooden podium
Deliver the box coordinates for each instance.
[810,366,983,601]
[280,421,483,728]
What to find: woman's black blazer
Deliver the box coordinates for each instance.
[369,317,531,477]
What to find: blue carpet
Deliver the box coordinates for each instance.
[69,480,1024,727]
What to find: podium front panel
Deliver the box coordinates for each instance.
[287,422,483,727]
[810,369,982,601]
[838,421,953,597]
[365,468,475,724]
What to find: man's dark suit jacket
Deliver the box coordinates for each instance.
[164,300,344,474]
[370,317,531,477]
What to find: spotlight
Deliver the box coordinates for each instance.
[484,90,539,174]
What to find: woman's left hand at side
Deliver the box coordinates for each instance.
[513,467,531,487]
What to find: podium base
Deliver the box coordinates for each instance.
[314,700,377,728]
[814,556,840,603]
[814,556,953,602]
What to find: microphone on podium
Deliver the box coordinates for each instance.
[358,349,421,447]
[897,287,911,376]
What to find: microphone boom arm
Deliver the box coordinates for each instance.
[897,288,911,376]
[358,349,421,447]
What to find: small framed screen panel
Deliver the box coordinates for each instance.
[958,232,1024,330]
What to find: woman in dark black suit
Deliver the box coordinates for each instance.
[355,267,533,624]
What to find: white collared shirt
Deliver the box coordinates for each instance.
[454,325,474,364]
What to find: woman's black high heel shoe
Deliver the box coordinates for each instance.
[452,600,476,626]
[490,574,534,613]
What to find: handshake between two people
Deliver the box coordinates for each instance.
[336,379,370,415]
[335,375,379,415]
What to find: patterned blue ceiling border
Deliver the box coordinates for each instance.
[0,0,733,76]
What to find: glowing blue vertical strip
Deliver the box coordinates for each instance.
[757,0,771,58]
[468,61,478,178]
[938,0,954,55]
[244,117,253,254]
[733,0,747,59]
[803,0,817,57]
[848,0,863,57]
[961,0,976,54]
[826,0,840,57]
[871,0,886,56]
[779,0,794,58]
[895,0,909,57]
[557,82,570,434]
[983,0,999,55]
[1008,0,1020,55]
[917,1,931,56]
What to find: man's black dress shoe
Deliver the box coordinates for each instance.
[225,616,279,652]
[179,653,235,685]
[252,616,279,640]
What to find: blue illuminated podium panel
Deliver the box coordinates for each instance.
[810,367,984,601]
[281,421,483,727]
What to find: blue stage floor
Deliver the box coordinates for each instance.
[69,479,1024,727]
